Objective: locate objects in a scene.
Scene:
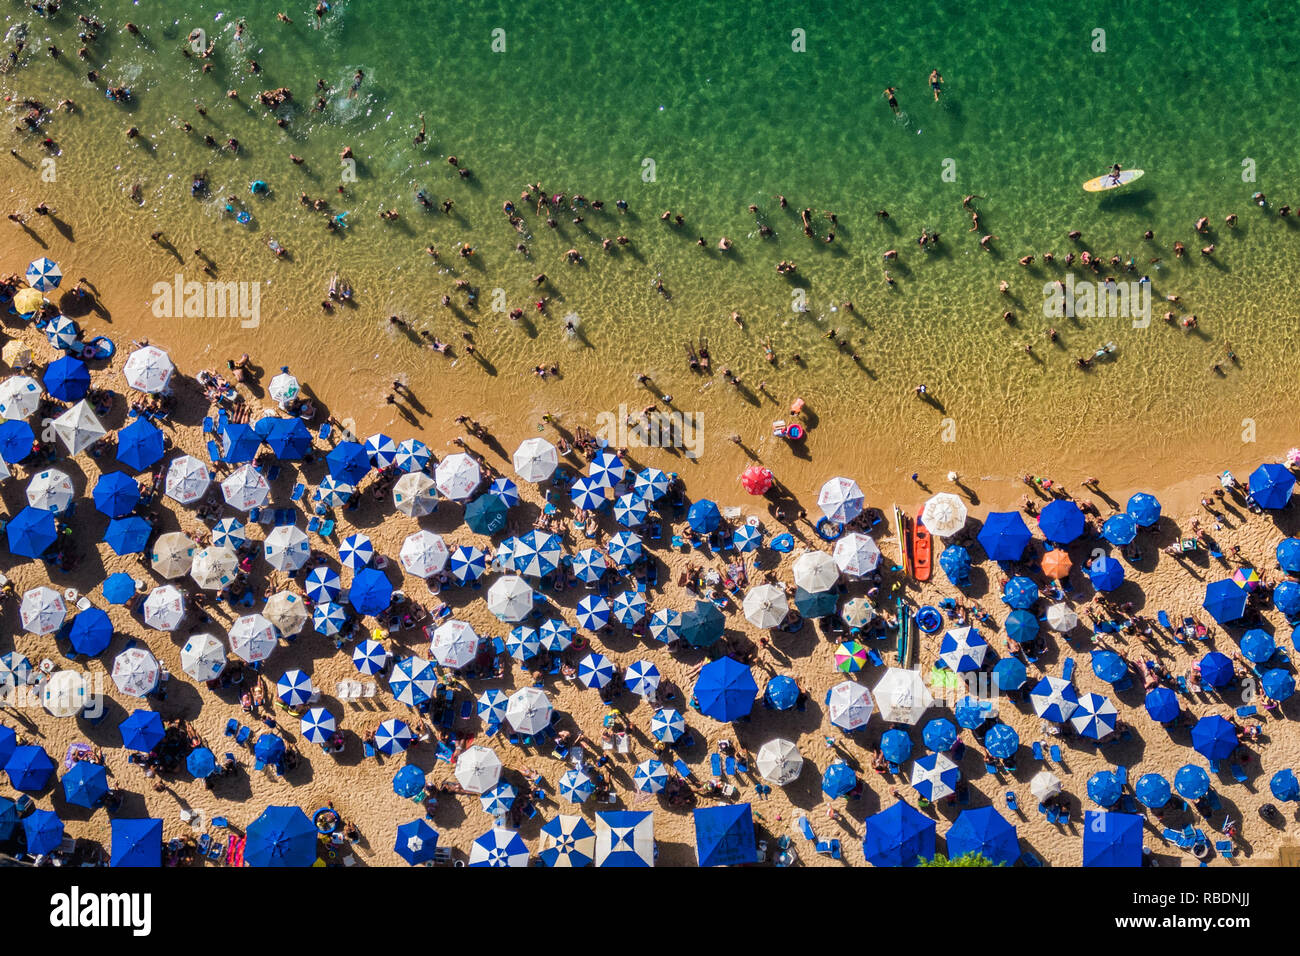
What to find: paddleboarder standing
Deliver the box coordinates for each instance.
[1109,163,1123,185]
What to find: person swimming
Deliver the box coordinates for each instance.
[883,87,899,115]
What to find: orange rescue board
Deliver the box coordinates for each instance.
[911,508,933,581]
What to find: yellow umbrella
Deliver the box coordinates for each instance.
[2,340,32,368]
[12,287,44,315]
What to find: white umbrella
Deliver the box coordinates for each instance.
[487,575,533,622]
[920,493,968,537]
[1030,770,1062,801]
[455,745,503,793]
[268,371,300,406]
[1045,602,1079,632]
[123,345,175,393]
[435,452,481,501]
[872,668,934,725]
[180,633,227,682]
[143,584,186,631]
[165,455,211,505]
[827,680,875,730]
[190,545,238,590]
[431,619,480,669]
[505,687,553,735]
[742,584,788,629]
[229,613,278,662]
[20,586,67,635]
[112,647,160,698]
[264,591,308,636]
[52,400,106,455]
[755,738,803,786]
[26,468,74,514]
[817,476,864,524]
[833,532,882,577]
[792,550,839,592]
[263,525,310,571]
[399,530,449,578]
[220,464,270,511]
[393,471,438,517]
[0,375,41,419]
[150,531,196,579]
[42,670,87,718]
[512,438,559,483]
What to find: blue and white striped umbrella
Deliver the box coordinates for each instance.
[364,433,398,468]
[506,626,541,662]
[538,618,576,652]
[469,826,529,867]
[732,523,762,552]
[305,566,341,603]
[1029,676,1079,723]
[300,707,336,745]
[352,639,388,674]
[559,768,596,803]
[389,656,437,708]
[651,707,686,742]
[649,608,683,643]
[477,689,509,727]
[449,544,487,583]
[2,652,32,686]
[634,467,671,501]
[480,782,519,818]
[339,533,374,571]
[922,718,958,752]
[276,669,314,707]
[578,652,617,689]
[613,493,650,528]
[314,475,355,509]
[46,315,79,351]
[576,595,611,630]
[570,475,607,511]
[312,601,347,636]
[25,257,61,291]
[607,531,644,567]
[395,438,431,473]
[624,660,661,698]
[375,718,415,755]
[211,517,246,549]
[911,752,960,801]
[540,814,596,867]
[512,530,563,578]
[494,537,517,570]
[588,451,626,489]
[938,626,988,672]
[633,759,668,794]
[489,477,520,508]
[571,547,607,583]
[611,590,648,627]
[1070,692,1119,740]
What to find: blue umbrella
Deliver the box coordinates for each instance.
[68,607,113,657]
[505,626,541,663]
[218,423,262,463]
[393,765,426,799]
[0,420,34,463]
[953,696,987,730]
[118,709,165,752]
[26,256,61,290]
[1278,538,1300,574]
[0,797,17,841]
[1088,556,1125,592]
[793,586,837,619]
[763,675,799,710]
[93,471,140,517]
[1082,810,1142,866]
[253,734,286,765]
[375,719,414,755]
[1202,579,1247,624]
[575,594,610,631]
[938,545,971,586]
[694,804,756,867]
[465,494,508,536]
[1199,651,1235,688]
[948,807,1018,866]
[102,572,138,605]
[449,544,487,582]
[1087,770,1122,807]
[1262,668,1296,702]
[62,762,109,808]
[300,708,336,744]
[116,418,164,471]
[7,506,57,558]
[349,567,393,616]
[649,608,683,644]
[24,810,64,855]
[694,657,757,722]
[680,600,726,648]
[512,529,562,577]
[46,315,79,351]
[5,745,56,791]
[569,475,606,511]
[1090,649,1127,684]
[246,806,317,867]
[634,467,670,501]
[1102,513,1137,546]
[587,450,625,489]
[984,723,1019,760]
[338,533,374,571]
[477,689,509,728]
[276,670,314,707]
[1174,764,1211,799]
[1144,687,1180,724]
[922,718,957,752]
[1249,463,1295,510]
[732,523,762,552]
[1002,576,1038,610]
[769,532,795,553]
[881,729,912,764]
[1039,500,1085,544]
[265,418,312,460]
[0,727,15,768]
[1134,773,1171,809]
[687,499,721,534]
[1029,676,1079,723]
[104,516,151,555]
[313,602,347,636]
[110,818,162,867]
[471,825,530,867]
[1270,769,1299,802]
[1126,492,1162,527]
[992,657,1027,693]
[1005,609,1039,645]
[1191,715,1238,760]
[977,511,1033,561]
[559,768,596,804]
[44,356,90,402]
[394,819,439,864]
[1275,580,1300,619]
[364,433,398,468]
[395,439,431,474]
[1240,629,1276,664]
[821,761,858,798]
[326,441,371,484]
[862,801,936,867]
[187,747,217,779]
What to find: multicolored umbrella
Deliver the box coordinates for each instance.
[834,641,868,673]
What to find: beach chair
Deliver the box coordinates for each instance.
[1162,828,1182,844]
[235,726,251,745]
[1176,675,1189,694]
[290,483,306,501]
[867,648,884,667]
[319,520,335,537]
[725,756,737,776]
[711,753,723,777]
[318,422,332,442]
[1005,792,1019,812]
[1209,759,1221,773]
[1019,850,1044,867]
[1229,762,1248,784]
[307,516,322,534]
[1049,745,1062,764]
[1236,705,1257,718]
[364,742,376,758]
[1115,765,1127,786]
[362,683,377,699]
[1215,840,1234,859]
[206,440,222,463]
[202,416,215,434]
[1032,742,1044,761]
[796,814,816,841]
[1061,658,1075,681]
[225,718,238,736]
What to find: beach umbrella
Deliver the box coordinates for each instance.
[1088,555,1125,592]
[834,641,868,673]
[748,739,802,788]
[112,647,160,698]
[8,506,56,557]
[1040,549,1072,581]
[399,530,449,578]
[607,531,644,567]
[1102,513,1137,546]
[540,814,596,868]
[862,801,935,868]
[0,728,14,769]
[44,355,89,402]
[264,418,311,460]
[556,768,596,805]
[511,437,558,483]
[651,707,686,743]
[6,744,56,791]
[613,492,649,528]
[948,807,1019,866]
[818,477,864,524]
[1,339,31,368]
[390,471,437,518]
[456,746,503,794]
[267,370,299,405]
[1262,668,1295,702]
[392,765,425,799]
[634,467,671,501]
[743,584,788,629]
[1082,810,1143,867]
[634,759,669,794]
[312,601,347,637]
[488,575,534,622]
[1135,773,1171,809]
[164,454,210,505]
[116,418,165,472]
[1191,715,1238,760]
[1175,764,1211,800]
[938,545,972,586]
[275,669,314,708]
[24,810,64,855]
[229,614,278,663]
[938,626,988,672]
[1240,629,1276,664]
[25,256,61,290]
[512,529,562,578]
[921,493,967,537]
[394,819,439,865]
[470,826,529,867]
[263,525,310,572]
[695,657,758,722]
[45,315,80,351]
[104,516,150,556]
[1249,463,1295,510]
[52,400,106,455]
[303,566,341,604]
[185,747,217,780]
[208,517,245,550]
[67,607,112,658]
[1232,567,1262,591]
[1277,580,1300,619]
[190,545,237,591]
[793,550,838,592]
[571,547,607,583]
[831,532,883,578]
[879,729,912,765]
[42,670,87,717]
[150,531,195,579]
[1071,693,1119,740]
[1039,500,1085,543]
[1270,769,1300,802]
[624,660,661,698]
[1090,649,1128,685]
[254,735,286,768]
[732,523,762,553]
[180,633,227,683]
[374,718,415,755]
[123,345,173,393]
[220,464,270,511]
[1045,602,1078,633]
[821,679,871,730]
[953,695,986,730]
[449,544,487,583]
[93,471,139,518]
[464,493,508,536]
[687,499,721,533]
[1199,651,1235,688]
[1002,576,1039,610]
[20,586,67,635]
[648,607,683,644]
[363,432,398,469]
[0,375,40,419]
[488,477,519,508]
[1126,492,1162,527]
[977,511,1032,561]
[1277,538,1300,574]
[338,532,374,572]
[578,652,617,690]
[1143,687,1180,724]
[1029,676,1078,723]
[431,619,479,670]
[102,574,137,606]
[110,818,163,868]
[763,675,799,711]
[576,594,611,631]
[595,811,654,867]
[740,464,773,495]
[246,806,316,868]
[841,597,876,630]
[389,656,437,708]
[985,723,1020,760]
[143,584,185,631]
[219,423,262,464]
[922,717,958,753]
[1004,609,1039,646]
[676,598,722,646]
[1087,770,1122,807]
[1030,770,1062,801]
[351,638,387,675]
[311,475,354,511]
[821,761,858,799]
[587,450,625,489]
[505,687,553,735]
[326,441,371,486]
[0,419,33,463]
[477,689,509,728]
[992,657,1028,694]
[480,781,518,817]
[873,668,933,725]
[569,475,606,510]
[119,710,165,753]
[434,452,481,500]
[504,626,541,663]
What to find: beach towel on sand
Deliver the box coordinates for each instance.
[227,835,246,867]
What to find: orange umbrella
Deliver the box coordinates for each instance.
[740,465,773,495]
[1041,550,1072,580]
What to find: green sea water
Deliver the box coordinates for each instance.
[3,0,1300,497]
